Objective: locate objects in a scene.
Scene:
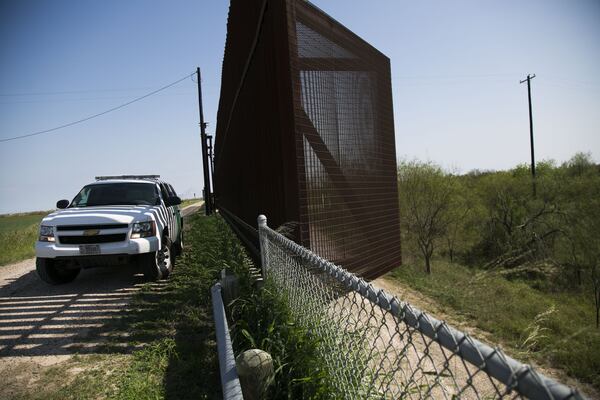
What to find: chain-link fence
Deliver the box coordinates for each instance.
[257,215,584,400]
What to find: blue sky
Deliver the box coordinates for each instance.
[1,0,599,214]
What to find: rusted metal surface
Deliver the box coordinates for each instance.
[214,0,401,280]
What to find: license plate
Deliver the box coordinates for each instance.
[79,244,101,255]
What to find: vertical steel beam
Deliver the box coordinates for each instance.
[197,67,212,214]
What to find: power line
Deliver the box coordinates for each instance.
[0,87,157,97]
[0,92,195,105]
[0,72,195,144]
[391,72,518,80]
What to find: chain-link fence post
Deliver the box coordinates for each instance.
[257,214,268,279]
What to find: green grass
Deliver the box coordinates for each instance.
[230,279,334,399]
[108,213,224,399]
[0,211,47,233]
[213,219,336,398]
[0,211,48,266]
[389,260,600,391]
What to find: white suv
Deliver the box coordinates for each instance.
[35,175,183,284]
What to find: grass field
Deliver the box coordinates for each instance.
[389,260,600,393]
[0,212,47,233]
[0,211,48,266]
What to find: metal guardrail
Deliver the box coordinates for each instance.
[257,214,585,400]
[219,206,260,259]
[211,282,244,400]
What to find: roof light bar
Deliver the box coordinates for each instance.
[95,175,160,181]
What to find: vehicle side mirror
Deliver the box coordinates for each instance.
[167,196,182,206]
[56,199,70,209]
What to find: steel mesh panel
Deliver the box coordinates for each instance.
[215,0,401,279]
[291,1,401,279]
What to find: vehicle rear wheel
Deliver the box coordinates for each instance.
[36,258,80,285]
[174,230,184,256]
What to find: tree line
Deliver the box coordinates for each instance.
[398,153,600,328]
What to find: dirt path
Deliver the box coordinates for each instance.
[181,201,204,218]
[0,263,145,397]
[0,202,202,398]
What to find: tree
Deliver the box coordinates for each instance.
[468,164,565,272]
[444,178,483,263]
[560,171,600,328]
[563,152,595,178]
[398,161,454,274]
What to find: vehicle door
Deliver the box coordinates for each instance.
[167,184,182,241]
[158,183,176,243]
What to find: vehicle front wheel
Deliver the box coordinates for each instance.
[36,258,80,285]
[157,237,174,278]
[140,237,173,281]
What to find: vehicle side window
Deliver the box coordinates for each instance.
[153,185,161,205]
[159,184,169,203]
[72,187,91,207]
[167,184,177,197]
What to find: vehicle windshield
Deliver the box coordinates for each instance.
[70,183,159,207]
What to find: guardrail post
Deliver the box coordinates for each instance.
[257,215,268,279]
[236,349,274,400]
[220,270,240,312]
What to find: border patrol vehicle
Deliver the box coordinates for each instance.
[35,175,183,284]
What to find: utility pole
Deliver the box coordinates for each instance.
[197,67,213,215]
[207,134,215,190]
[520,73,536,198]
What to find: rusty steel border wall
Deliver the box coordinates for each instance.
[214,0,401,280]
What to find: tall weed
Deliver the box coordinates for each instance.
[0,224,37,265]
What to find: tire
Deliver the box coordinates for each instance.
[36,258,80,285]
[140,252,162,281]
[140,236,173,281]
[158,236,174,278]
[174,230,184,256]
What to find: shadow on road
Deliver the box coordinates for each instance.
[0,265,164,358]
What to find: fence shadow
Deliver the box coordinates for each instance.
[0,264,160,358]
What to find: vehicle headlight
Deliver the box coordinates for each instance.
[39,225,55,242]
[132,221,156,239]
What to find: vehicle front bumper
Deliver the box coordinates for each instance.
[35,237,159,259]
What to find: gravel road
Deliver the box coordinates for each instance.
[0,202,203,363]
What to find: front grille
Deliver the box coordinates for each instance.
[57,224,128,231]
[58,234,127,244]
[55,254,131,268]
